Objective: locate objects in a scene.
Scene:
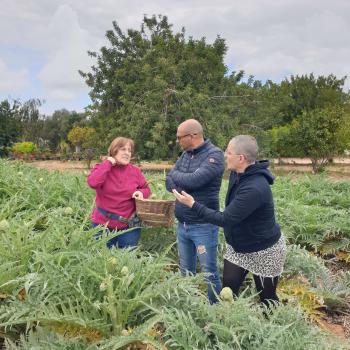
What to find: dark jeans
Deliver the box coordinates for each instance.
[223,259,279,307]
[91,222,141,249]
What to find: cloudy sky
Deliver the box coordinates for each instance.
[1,0,349,115]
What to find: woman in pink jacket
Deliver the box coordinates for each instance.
[87,137,151,248]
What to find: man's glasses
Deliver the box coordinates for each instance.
[176,133,196,141]
[225,150,246,159]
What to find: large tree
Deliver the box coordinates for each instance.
[0,99,22,153]
[278,73,347,124]
[269,74,350,170]
[270,106,349,172]
[80,15,231,159]
[41,109,87,150]
[19,99,44,145]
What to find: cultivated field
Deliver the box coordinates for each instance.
[1,159,350,349]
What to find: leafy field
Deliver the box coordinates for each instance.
[0,160,350,349]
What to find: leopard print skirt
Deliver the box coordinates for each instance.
[224,234,287,278]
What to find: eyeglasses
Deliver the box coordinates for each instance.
[225,150,245,159]
[176,133,196,141]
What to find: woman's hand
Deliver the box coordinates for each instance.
[132,191,144,199]
[107,156,117,165]
[172,189,195,208]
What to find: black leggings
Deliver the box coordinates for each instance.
[223,259,279,307]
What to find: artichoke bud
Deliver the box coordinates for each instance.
[0,219,10,231]
[220,287,234,303]
[121,266,129,276]
[63,207,73,215]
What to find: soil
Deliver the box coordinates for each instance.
[26,160,173,172]
[26,160,350,181]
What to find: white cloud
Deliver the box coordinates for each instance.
[1,0,350,114]
[37,5,96,100]
[220,1,350,88]
[0,59,30,93]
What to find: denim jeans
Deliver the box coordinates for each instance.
[91,222,141,249]
[177,222,222,303]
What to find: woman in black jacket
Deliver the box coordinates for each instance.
[173,135,286,307]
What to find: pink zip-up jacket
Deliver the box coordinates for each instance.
[87,160,151,229]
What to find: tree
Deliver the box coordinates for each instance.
[19,99,44,145]
[67,126,97,169]
[336,111,350,152]
[0,99,22,155]
[0,98,47,154]
[274,106,346,172]
[269,125,291,158]
[80,15,230,160]
[67,126,96,153]
[41,109,87,150]
[278,74,347,124]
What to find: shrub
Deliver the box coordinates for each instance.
[12,142,36,155]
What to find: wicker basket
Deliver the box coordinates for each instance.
[135,198,175,228]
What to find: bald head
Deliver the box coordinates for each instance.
[176,119,204,150]
[178,119,203,135]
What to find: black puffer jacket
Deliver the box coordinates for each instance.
[166,139,224,224]
[192,160,281,252]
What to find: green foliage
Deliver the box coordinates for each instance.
[12,142,37,155]
[336,111,350,152]
[4,327,93,349]
[267,74,349,169]
[288,106,345,172]
[282,245,350,312]
[0,101,91,155]
[269,106,347,172]
[42,109,88,151]
[269,125,291,157]
[160,295,346,349]
[3,22,350,161]
[67,127,97,152]
[79,15,350,161]
[278,74,347,124]
[59,140,71,154]
[0,162,350,348]
[18,99,44,145]
[80,15,231,160]
[0,100,22,150]
[274,175,350,253]
[284,245,329,283]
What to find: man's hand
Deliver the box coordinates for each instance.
[132,191,144,199]
[172,189,195,208]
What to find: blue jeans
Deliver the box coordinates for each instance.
[91,222,141,249]
[177,222,222,303]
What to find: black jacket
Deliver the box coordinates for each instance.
[166,139,224,224]
[192,160,281,252]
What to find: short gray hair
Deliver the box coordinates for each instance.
[229,135,258,163]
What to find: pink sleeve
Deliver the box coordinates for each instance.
[87,161,112,189]
[137,170,151,199]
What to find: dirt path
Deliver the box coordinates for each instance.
[27,160,350,181]
[27,160,173,172]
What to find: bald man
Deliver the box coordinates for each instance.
[166,119,225,303]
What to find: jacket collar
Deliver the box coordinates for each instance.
[186,139,211,155]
